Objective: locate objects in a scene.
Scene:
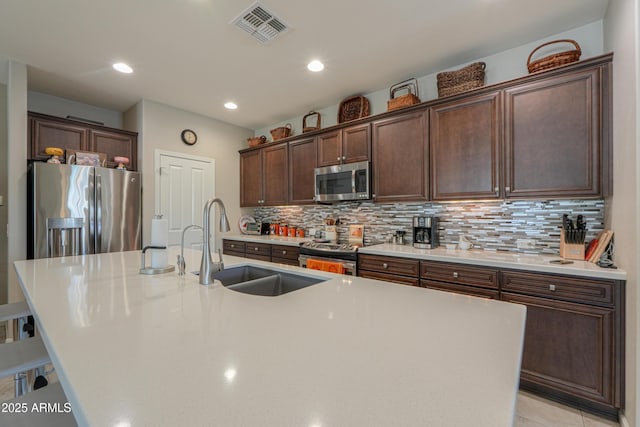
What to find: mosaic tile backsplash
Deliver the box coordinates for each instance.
[253,199,604,254]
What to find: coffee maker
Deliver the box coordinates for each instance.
[413,216,438,249]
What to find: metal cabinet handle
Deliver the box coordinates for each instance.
[494,186,499,196]
[549,284,556,291]
[254,247,259,251]
[382,263,389,269]
[337,156,341,161]
[342,156,346,160]
[505,187,511,194]
[282,250,287,255]
[231,244,235,248]
[453,272,459,278]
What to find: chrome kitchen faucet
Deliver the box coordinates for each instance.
[199,198,231,285]
[177,224,203,276]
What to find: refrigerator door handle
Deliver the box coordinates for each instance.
[87,167,96,255]
[96,172,102,252]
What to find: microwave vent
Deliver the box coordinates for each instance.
[231,1,290,44]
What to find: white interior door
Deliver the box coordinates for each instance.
[155,150,215,248]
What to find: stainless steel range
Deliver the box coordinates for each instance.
[299,241,358,275]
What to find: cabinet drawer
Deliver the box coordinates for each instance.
[502,271,615,306]
[245,242,271,258]
[223,240,246,256]
[358,254,420,277]
[421,261,498,289]
[421,279,500,300]
[359,270,420,287]
[271,245,300,262]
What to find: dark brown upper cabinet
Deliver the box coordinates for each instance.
[288,136,317,205]
[90,129,138,170]
[240,143,288,207]
[503,65,610,199]
[30,114,89,161]
[239,54,612,207]
[371,110,428,202]
[29,112,138,170]
[430,91,502,201]
[317,123,370,167]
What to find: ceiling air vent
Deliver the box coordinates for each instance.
[231,1,290,44]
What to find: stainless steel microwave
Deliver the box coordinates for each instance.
[314,161,371,202]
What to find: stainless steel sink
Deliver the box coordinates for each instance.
[212,265,325,296]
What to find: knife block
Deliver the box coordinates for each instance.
[560,229,585,260]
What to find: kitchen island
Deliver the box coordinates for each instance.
[14,248,526,426]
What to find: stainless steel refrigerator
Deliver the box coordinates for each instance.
[28,162,142,259]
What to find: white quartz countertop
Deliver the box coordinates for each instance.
[224,233,309,246]
[14,247,526,427]
[359,244,627,280]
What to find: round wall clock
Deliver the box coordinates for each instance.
[181,129,197,145]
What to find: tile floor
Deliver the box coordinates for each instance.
[516,391,620,427]
[0,372,621,426]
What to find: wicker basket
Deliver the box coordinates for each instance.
[387,78,421,111]
[247,135,267,147]
[338,95,370,123]
[527,39,581,74]
[270,123,292,141]
[437,62,486,98]
[302,111,321,133]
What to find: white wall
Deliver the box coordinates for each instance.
[6,61,27,305]
[0,83,6,305]
[28,91,123,128]
[255,21,604,137]
[604,1,639,426]
[125,99,252,250]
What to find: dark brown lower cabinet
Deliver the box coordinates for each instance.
[420,260,500,299]
[244,242,271,262]
[223,240,246,257]
[502,270,624,419]
[222,239,300,266]
[270,244,300,266]
[357,254,420,286]
[422,279,500,299]
[358,270,419,287]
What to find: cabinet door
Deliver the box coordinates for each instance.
[288,137,317,204]
[372,111,428,202]
[502,292,616,407]
[90,129,138,170]
[30,115,89,161]
[342,123,370,163]
[262,144,288,206]
[430,92,501,200]
[504,68,601,198]
[240,149,263,207]
[316,130,342,167]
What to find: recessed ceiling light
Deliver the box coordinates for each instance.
[307,60,324,72]
[112,62,133,74]
[224,102,238,110]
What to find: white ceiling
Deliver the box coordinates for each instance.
[0,0,609,130]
